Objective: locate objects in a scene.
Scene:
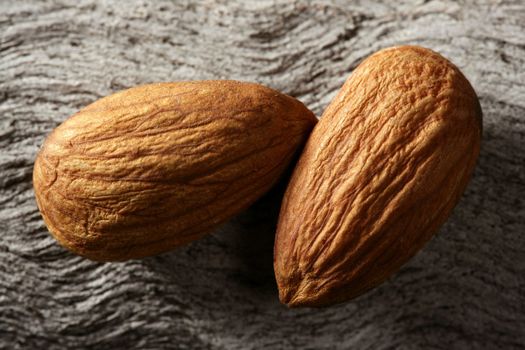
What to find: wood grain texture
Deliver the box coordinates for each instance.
[0,0,524,349]
[275,46,482,307]
[33,81,315,261]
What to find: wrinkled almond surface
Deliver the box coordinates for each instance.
[34,80,316,261]
[274,46,482,307]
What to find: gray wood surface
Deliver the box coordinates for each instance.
[1,0,524,349]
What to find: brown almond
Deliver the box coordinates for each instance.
[34,80,316,261]
[274,46,482,307]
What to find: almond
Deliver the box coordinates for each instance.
[274,46,482,307]
[34,80,316,261]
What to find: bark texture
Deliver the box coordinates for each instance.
[1,0,524,349]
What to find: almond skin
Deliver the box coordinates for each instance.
[33,80,316,261]
[274,46,482,307]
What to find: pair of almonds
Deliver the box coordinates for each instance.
[33,46,482,307]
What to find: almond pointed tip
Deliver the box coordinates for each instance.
[279,290,320,308]
[277,285,296,307]
[277,275,322,308]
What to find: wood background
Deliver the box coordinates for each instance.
[1,0,524,349]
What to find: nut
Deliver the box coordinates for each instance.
[274,46,482,307]
[34,80,316,261]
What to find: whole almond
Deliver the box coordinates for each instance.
[274,46,482,307]
[34,80,316,261]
